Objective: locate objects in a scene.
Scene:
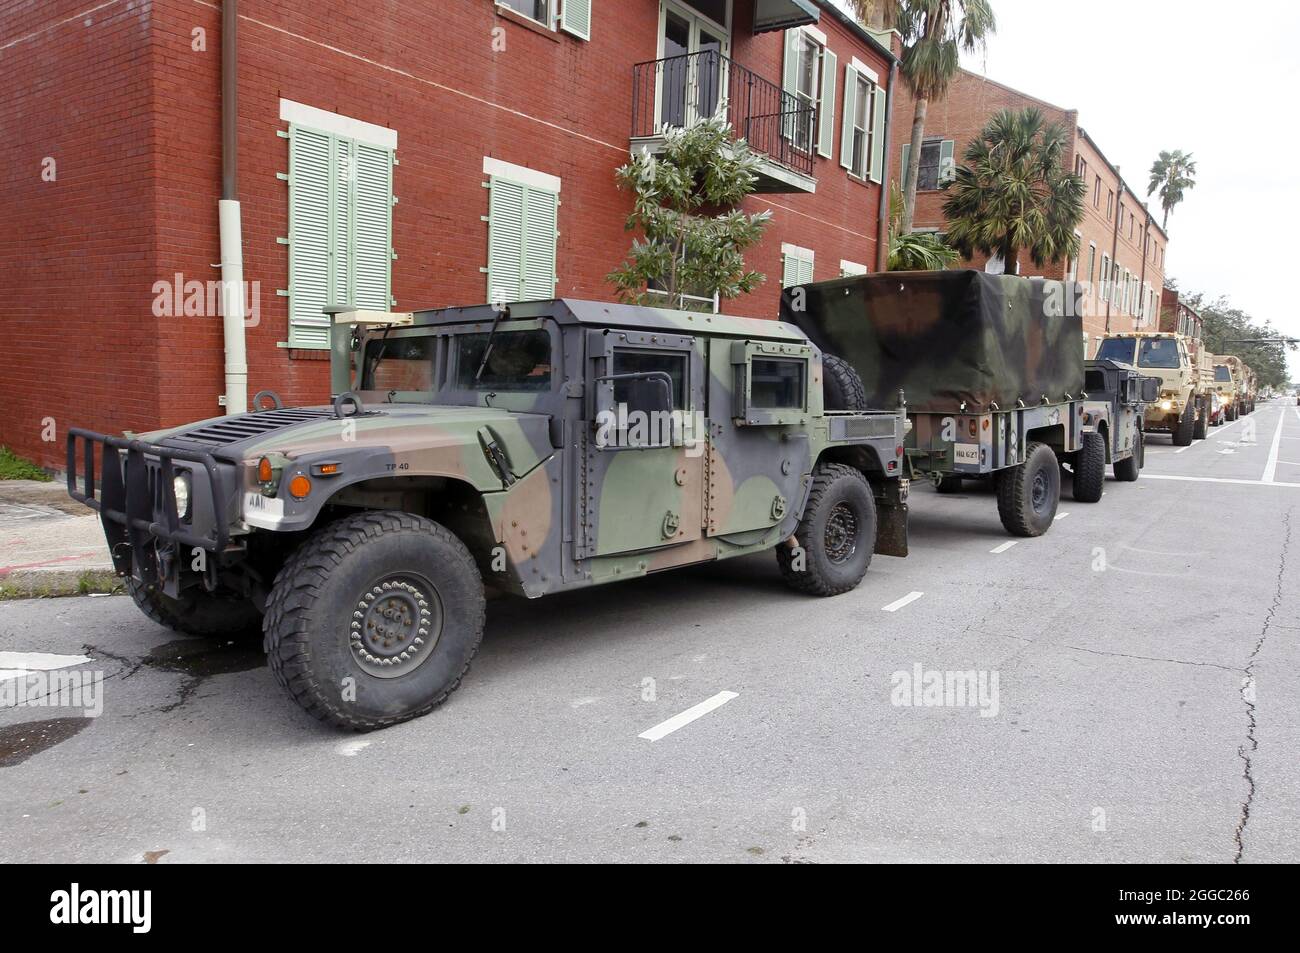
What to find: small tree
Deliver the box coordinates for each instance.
[607,113,772,310]
[942,107,1084,275]
[885,182,958,270]
[1147,150,1197,231]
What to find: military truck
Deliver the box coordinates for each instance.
[1221,355,1256,417]
[1094,331,1211,446]
[67,300,909,730]
[1210,358,1240,423]
[1077,360,1160,497]
[782,271,1087,537]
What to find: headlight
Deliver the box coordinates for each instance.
[1159,400,1173,411]
[173,472,191,520]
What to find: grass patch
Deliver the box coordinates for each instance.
[0,446,52,482]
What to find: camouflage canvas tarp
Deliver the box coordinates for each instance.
[780,270,1085,413]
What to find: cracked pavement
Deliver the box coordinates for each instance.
[0,401,1297,863]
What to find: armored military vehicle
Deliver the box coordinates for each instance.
[1077,360,1160,498]
[1221,355,1256,417]
[1210,358,1239,423]
[783,271,1086,537]
[1095,331,1211,446]
[68,300,909,730]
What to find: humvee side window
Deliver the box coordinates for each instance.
[1094,338,1135,364]
[611,350,688,411]
[1137,338,1180,369]
[453,330,552,391]
[1084,370,1106,393]
[1215,367,1232,382]
[750,358,806,410]
[362,336,436,392]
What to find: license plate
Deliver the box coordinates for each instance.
[243,492,284,528]
[954,443,981,466]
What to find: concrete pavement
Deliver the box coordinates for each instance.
[0,401,1296,862]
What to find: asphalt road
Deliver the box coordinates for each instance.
[2,400,1297,863]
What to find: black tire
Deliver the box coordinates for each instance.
[822,354,867,412]
[1172,405,1195,446]
[934,475,964,494]
[1226,403,1237,422]
[1072,431,1106,502]
[777,463,876,596]
[128,578,262,638]
[1193,401,1209,439]
[1114,430,1141,482]
[996,441,1060,537]
[263,510,485,731]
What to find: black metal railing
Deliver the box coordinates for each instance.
[631,51,816,179]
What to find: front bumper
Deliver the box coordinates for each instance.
[67,428,235,586]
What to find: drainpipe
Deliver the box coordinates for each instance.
[1136,203,1150,327]
[1104,166,1121,334]
[219,0,248,415]
[876,58,899,273]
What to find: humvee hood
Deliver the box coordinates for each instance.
[140,404,554,479]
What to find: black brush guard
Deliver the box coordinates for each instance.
[67,428,230,584]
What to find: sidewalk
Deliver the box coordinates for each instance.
[0,480,118,598]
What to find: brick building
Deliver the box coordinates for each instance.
[888,65,1168,352]
[1,0,896,469]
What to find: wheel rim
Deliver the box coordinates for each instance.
[823,502,859,565]
[1031,468,1050,514]
[350,573,443,679]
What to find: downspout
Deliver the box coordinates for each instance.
[1104,166,1121,335]
[219,0,248,414]
[876,58,899,273]
[1136,204,1150,327]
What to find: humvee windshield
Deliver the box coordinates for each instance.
[362,336,435,391]
[453,329,553,392]
[1095,338,1136,363]
[1215,366,1233,382]
[1137,338,1180,369]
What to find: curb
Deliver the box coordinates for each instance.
[0,567,123,600]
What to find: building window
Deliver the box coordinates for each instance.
[1106,190,1114,219]
[1100,253,1111,301]
[484,157,559,305]
[791,31,821,153]
[1093,175,1102,208]
[646,250,719,313]
[781,243,815,287]
[1086,242,1097,289]
[285,104,395,349]
[840,260,868,277]
[1075,156,1086,178]
[918,140,942,190]
[498,0,549,24]
[849,74,876,179]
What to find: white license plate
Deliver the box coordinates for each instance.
[243,492,285,527]
[954,443,981,466]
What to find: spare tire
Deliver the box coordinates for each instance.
[823,354,867,411]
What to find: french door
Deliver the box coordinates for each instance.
[656,1,730,131]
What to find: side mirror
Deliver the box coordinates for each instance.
[1140,378,1161,403]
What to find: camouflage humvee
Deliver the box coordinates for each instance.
[68,299,909,730]
[1077,359,1160,498]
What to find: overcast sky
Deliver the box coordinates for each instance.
[936,0,1300,382]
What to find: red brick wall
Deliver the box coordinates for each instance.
[1,0,892,469]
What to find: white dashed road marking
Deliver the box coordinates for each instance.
[990,541,1018,554]
[1055,512,1070,520]
[0,651,93,684]
[882,591,924,613]
[638,691,738,742]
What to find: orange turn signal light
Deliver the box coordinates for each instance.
[257,457,274,483]
[288,475,312,499]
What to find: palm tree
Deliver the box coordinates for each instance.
[941,107,1085,276]
[848,1,997,235]
[1147,150,1197,231]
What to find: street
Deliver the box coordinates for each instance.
[2,401,1296,864]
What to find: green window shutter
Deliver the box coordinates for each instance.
[939,139,956,184]
[839,65,857,170]
[782,253,799,288]
[901,143,911,191]
[817,48,837,159]
[487,176,526,304]
[798,255,814,285]
[781,30,799,141]
[869,83,886,183]
[287,125,332,349]
[332,137,354,311]
[487,176,558,304]
[559,0,591,40]
[521,187,558,300]
[353,142,393,310]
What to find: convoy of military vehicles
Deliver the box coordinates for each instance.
[66,270,1260,731]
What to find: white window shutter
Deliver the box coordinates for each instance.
[869,83,886,183]
[521,187,558,300]
[560,0,591,41]
[332,137,354,310]
[487,176,526,303]
[839,65,857,170]
[939,139,956,184]
[287,125,332,349]
[353,142,393,310]
[782,253,799,288]
[817,48,837,159]
[781,30,799,142]
[798,254,814,285]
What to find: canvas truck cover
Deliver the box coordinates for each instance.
[780,270,1085,413]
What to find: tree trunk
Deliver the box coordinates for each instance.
[1002,242,1019,277]
[901,96,928,235]
[1161,206,1169,231]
